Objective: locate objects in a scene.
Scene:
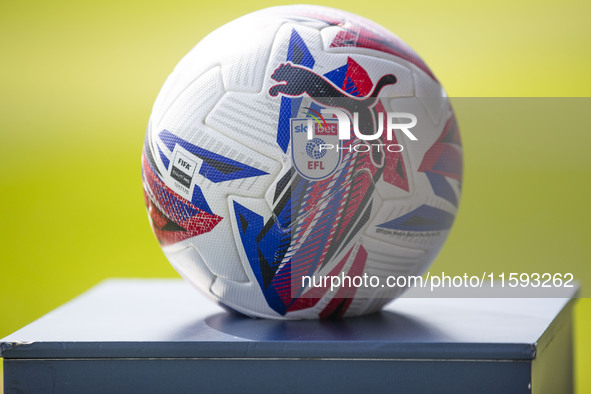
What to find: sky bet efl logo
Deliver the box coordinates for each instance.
[290,108,417,180]
[269,62,418,180]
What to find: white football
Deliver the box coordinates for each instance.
[141,5,462,319]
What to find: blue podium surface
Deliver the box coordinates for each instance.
[1,279,576,393]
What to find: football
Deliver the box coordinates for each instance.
[141,5,462,319]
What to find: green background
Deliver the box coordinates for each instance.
[1,0,590,391]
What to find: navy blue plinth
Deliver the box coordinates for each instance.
[1,279,576,393]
